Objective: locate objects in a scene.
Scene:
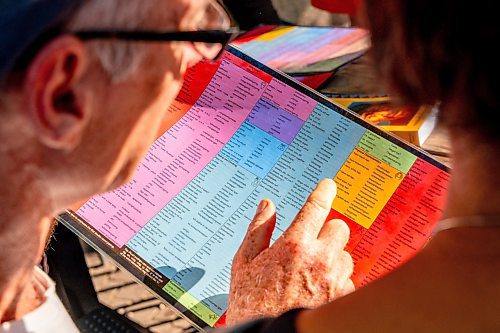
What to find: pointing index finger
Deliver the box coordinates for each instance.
[284,178,337,241]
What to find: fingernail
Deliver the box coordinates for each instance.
[256,200,268,215]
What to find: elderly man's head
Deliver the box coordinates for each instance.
[0,0,219,212]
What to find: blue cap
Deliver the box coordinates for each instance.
[0,0,84,84]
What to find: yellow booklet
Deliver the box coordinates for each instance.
[331,97,438,146]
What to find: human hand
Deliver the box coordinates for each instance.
[226,179,354,325]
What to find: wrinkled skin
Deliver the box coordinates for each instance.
[226,179,355,324]
[0,0,205,322]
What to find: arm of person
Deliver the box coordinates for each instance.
[310,0,362,15]
[311,0,362,26]
[222,206,486,333]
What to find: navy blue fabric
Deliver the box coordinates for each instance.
[216,309,303,333]
[0,0,84,83]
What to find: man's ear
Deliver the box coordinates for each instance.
[25,35,91,151]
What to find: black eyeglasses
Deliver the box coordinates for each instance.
[74,28,240,61]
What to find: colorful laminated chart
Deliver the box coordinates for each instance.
[62,47,449,331]
[233,26,370,73]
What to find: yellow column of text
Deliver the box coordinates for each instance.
[333,148,404,228]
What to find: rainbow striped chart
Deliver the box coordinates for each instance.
[71,47,449,330]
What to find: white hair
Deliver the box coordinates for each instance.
[68,0,163,82]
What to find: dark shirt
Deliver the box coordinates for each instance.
[217,309,302,333]
[222,0,281,30]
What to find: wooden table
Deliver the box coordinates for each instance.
[421,125,451,166]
